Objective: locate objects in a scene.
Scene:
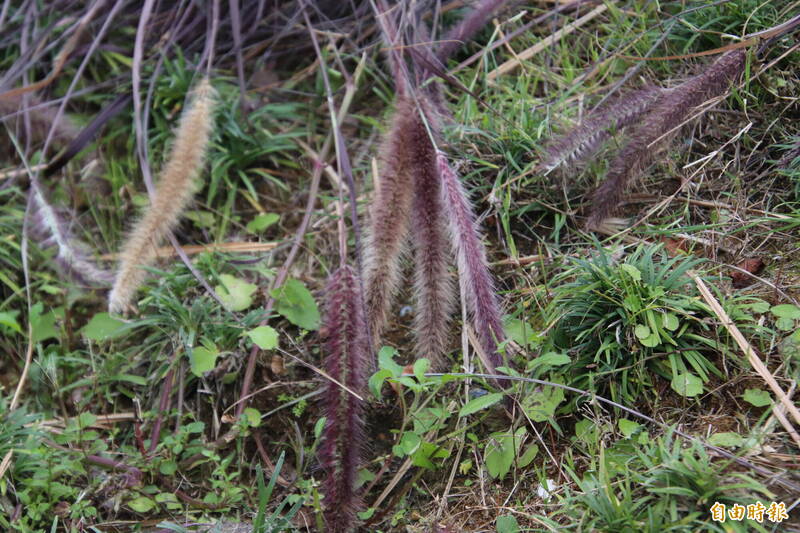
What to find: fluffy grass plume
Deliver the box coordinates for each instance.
[539,85,665,173]
[108,78,215,314]
[318,265,369,532]
[28,182,113,286]
[408,102,454,369]
[435,0,509,63]
[588,50,746,226]
[0,93,81,157]
[437,153,505,374]
[362,96,416,346]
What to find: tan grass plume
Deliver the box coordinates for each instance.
[108,78,215,314]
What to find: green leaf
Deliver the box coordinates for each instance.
[526,352,570,374]
[184,210,215,228]
[708,432,744,448]
[459,392,502,417]
[640,332,660,347]
[127,496,156,513]
[246,213,280,233]
[108,374,148,386]
[411,441,448,469]
[270,278,320,330]
[771,304,800,319]
[742,388,771,407]
[618,419,641,438]
[620,264,642,281]
[671,372,703,397]
[243,407,262,427]
[504,318,539,348]
[496,515,520,533]
[662,313,679,331]
[745,299,770,313]
[216,274,257,311]
[190,345,219,376]
[314,417,326,440]
[159,461,177,476]
[522,385,565,423]
[484,427,526,480]
[775,317,795,331]
[0,311,22,334]
[779,329,800,360]
[413,358,429,382]
[247,326,279,350]
[30,303,59,343]
[81,312,126,341]
[357,508,376,520]
[518,443,538,468]
[574,419,597,445]
[368,369,393,399]
[377,346,404,376]
[395,431,421,456]
[634,324,651,340]
[77,412,97,429]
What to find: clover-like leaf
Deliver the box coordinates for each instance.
[247,325,279,350]
[742,388,771,407]
[216,274,257,311]
[671,372,703,397]
[270,278,320,330]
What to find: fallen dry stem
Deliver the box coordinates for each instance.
[690,271,800,446]
[486,3,611,80]
[99,241,277,261]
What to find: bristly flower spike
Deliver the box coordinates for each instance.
[108,78,215,314]
[319,265,370,532]
[436,152,505,374]
[361,96,416,348]
[27,181,114,286]
[588,50,746,226]
[539,85,665,173]
[406,100,455,369]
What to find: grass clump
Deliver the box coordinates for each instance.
[548,244,724,403]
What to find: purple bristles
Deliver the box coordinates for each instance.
[436,152,505,374]
[319,265,369,532]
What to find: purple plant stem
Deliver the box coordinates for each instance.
[148,348,180,454]
[436,153,505,375]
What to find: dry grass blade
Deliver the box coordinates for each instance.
[487,3,611,81]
